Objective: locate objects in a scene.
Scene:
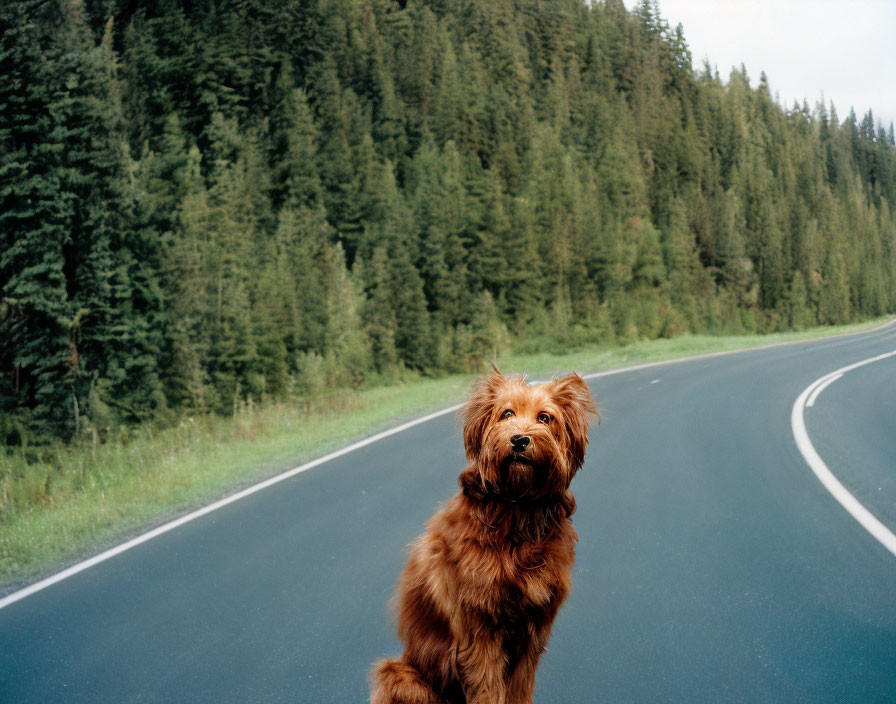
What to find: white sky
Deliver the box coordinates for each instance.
[630,0,896,130]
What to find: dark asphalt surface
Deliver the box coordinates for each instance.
[1,323,895,703]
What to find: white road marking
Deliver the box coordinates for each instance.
[581,318,896,383]
[3,318,895,609]
[806,373,842,407]
[791,350,896,558]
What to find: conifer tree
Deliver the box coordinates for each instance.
[160,144,210,412]
[0,1,73,434]
[2,0,164,435]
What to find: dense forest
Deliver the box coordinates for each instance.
[2,0,895,442]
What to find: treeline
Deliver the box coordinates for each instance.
[2,0,895,442]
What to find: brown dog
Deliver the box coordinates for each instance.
[371,370,598,704]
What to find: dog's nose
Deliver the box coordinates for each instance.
[511,435,530,451]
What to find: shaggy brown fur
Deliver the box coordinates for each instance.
[371,370,598,704]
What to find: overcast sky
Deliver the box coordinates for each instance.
[629,0,896,130]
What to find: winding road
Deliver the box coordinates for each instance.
[1,322,895,702]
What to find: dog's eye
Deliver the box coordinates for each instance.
[501,409,515,419]
[537,412,552,424]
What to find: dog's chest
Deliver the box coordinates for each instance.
[506,541,562,604]
[466,533,570,610]
[490,543,567,651]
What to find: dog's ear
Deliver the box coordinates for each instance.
[549,373,598,473]
[461,370,505,460]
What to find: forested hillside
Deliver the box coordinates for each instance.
[2,0,896,441]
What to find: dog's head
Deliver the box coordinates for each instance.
[461,370,598,499]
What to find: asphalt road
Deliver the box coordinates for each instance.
[1,323,895,703]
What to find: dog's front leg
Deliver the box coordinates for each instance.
[505,645,542,704]
[457,627,508,704]
[506,603,561,704]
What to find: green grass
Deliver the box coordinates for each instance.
[0,316,890,590]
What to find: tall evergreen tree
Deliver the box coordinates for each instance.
[2,0,164,436]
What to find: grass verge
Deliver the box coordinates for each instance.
[1,316,891,591]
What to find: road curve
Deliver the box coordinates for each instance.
[1,322,895,703]
[792,350,896,557]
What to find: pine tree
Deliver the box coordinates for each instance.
[2,1,165,436]
[160,144,210,412]
[0,1,73,435]
[321,244,372,387]
[265,65,322,212]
